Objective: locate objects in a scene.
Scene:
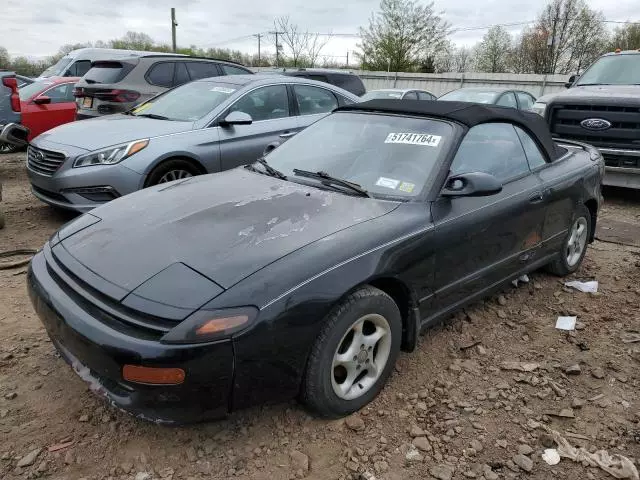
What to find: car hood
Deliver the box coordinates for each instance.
[34,114,193,150]
[58,168,399,296]
[538,85,640,105]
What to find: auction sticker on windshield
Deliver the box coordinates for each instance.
[384,133,441,147]
[375,177,400,189]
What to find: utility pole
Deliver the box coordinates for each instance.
[171,8,178,53]
[346,51,349,68]
[270,31,284,68]
[254,34,263,66]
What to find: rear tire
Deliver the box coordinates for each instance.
[145,159,201,187]
[301,286,402,418]
[547,204,591,276]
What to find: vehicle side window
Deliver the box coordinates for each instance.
[403,91,418,100]
[496,92,517,108]
[514,126,547,169]
[293,85,338,115]
[186,62,220,81]
[450,123,530,183]
[174,62,190,86]
[307,74,329,84]
[418,91,435,100]
[222,65,251,75]
[516,92,535,110]
[147,62,176,87]
[230,85,289,121]
[42,83,74,104]
[65,60,91,77]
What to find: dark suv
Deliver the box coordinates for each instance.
[281,68,366,96]
[533,50,640,189]
[74,55,253,119]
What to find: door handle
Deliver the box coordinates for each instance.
[279,131,297,138]
[529,192,544,204]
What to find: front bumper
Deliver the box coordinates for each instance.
[591,147,640,189]
[28,157,144,213]
[27,246,234,424]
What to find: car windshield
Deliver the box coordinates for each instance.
[361,91,405,100]
[439,90,499,103]
[130,80,238,121]
[19,80,54,100]
[265,112,452,199]
[576,54,640,85]
[39,56,73,77]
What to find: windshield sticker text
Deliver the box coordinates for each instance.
[210,86,236,94]
[384,133,441,147]
[399,182,415,193]
[375,177,400,189]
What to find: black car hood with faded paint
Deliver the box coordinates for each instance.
[537,85,640,105]
[58,168,398,303]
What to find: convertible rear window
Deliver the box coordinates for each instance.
[265,112,452,198]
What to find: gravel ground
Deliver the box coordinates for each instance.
[1,152,639,480]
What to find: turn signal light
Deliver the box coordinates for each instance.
[196,315,249,335]
[122,365,185,385]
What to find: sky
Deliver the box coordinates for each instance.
[2,0,639,62]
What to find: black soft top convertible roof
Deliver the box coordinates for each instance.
[336,100,562,161]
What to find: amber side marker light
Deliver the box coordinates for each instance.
[122,365,186,385]
[195,315,249,335]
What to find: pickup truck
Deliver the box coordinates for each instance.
[532,50,640,190]
[0,71,29,153]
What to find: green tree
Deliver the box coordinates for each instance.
[110,31,155,50]
[0,47,10,69]
[474,26,512,73]
[357,0,450,72]
[609,23,640,51]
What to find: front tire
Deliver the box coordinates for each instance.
[302,286,402,418]
[145,159,201,187]
[547,204,591,276]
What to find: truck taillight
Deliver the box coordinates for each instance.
[2,77,20,112]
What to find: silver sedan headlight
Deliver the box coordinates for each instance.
[531,102,547,117]
[73,139,149,168]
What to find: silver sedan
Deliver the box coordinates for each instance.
[27,75,359,212]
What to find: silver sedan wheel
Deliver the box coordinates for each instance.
[566,217,588,267]
[331,313,392,400]
[158,169,193,183]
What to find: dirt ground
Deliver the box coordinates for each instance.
[1,152,639,480]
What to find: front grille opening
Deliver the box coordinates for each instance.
[31,184,68,203]
[603,154,639,169]
[27,146,66,177]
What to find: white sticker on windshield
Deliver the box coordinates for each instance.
[375,177,400,189]
[384,132,441,147]
[210,86,236,94]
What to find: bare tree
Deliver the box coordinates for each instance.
[474,26,512,72]
[609,23,640,50]
[306,32,332,67]
[453,46,473,72]
[274,16,310,67]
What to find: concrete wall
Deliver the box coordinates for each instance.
[255,67,570,98]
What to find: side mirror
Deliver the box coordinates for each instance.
[565,74,578,89]
[441,172,502,197]
[221,111,252,126]
[33,96,51,105]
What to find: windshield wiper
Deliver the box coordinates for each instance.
[247,157,287,180]
[293,169,370,197]
[135,113,171,120]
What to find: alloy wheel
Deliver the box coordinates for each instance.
[157,169,193,183]
[566,217,588,267]
[331,313,392,400]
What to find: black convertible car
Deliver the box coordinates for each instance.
[28,100,604,423]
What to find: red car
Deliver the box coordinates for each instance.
[0,76,79,153]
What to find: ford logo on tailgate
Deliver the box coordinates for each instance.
[580,118,611,131]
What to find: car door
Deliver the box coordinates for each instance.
[516,126,578,255]
[292,83,340,129]
[23,82,77,140]
[429,122,546,313]
[496,91,518,109]
[217,84,297,170]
